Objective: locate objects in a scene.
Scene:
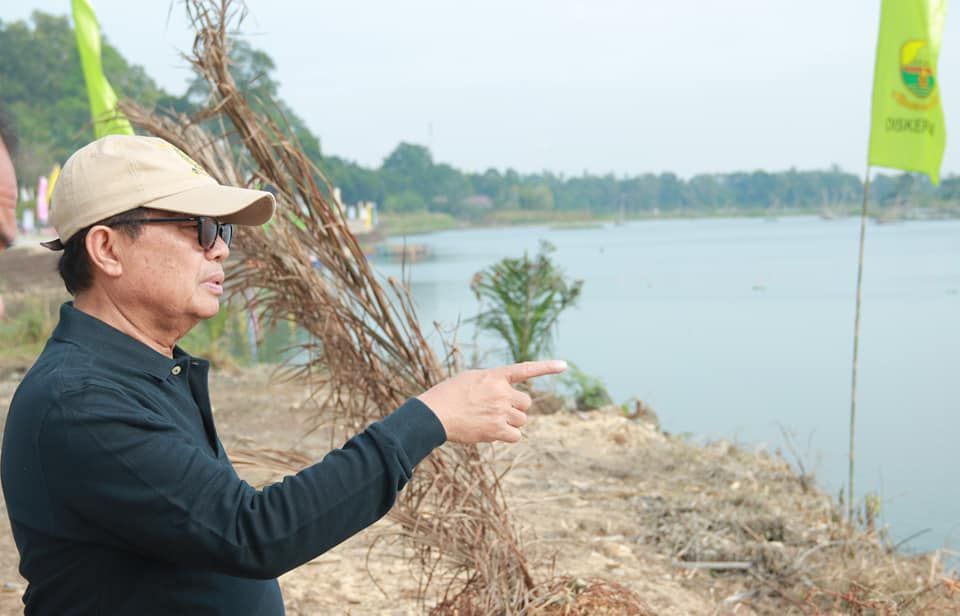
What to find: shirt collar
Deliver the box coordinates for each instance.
[51,302,196,381]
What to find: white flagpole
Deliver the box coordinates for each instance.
[848,163,872,524]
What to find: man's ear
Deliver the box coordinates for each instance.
[84,225,124,279]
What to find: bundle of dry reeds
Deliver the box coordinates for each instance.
[123,0,535,611]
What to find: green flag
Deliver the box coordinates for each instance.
[71,0,134,138]
[868,0,947,184]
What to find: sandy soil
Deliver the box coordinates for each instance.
[0,244,61,298]
[0,365,712,615]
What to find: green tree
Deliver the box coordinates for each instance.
[319,154,386,204]
[0,12,168,180]
[184,39,321,162]
[471,241,582,363]
[619,174,659,213]
[383,190,426,213]
[560,362,613,411]
[471,168,503,199]
[688,174,726,209]
[380,142,434,199]
[657,172,687,210]
[939,176,960,200]
[429,162,472,214]
[517,183,554,210]
[10,13,958,221]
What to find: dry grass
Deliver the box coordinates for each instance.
[115,3,959,614]
[524,577,655,615]
[118,1,640,612]
[618,435,960,614]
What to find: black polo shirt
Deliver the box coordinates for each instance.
[1,303,446,615]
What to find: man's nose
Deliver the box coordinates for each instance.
[207,235,230,262]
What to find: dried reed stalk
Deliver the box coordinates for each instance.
[123,0,534,611]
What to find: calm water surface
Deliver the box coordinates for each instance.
[372,216,960,558]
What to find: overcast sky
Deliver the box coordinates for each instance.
[6,1,959,178]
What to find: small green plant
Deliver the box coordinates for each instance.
[181,308,229,365]
[471,241,582,363]
[560,362,612,411]
[0,297,58,358]
[180,303,251,368]
[859,492,882,534]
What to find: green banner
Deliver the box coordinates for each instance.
[868,0,947,184]
[72,0,133,139]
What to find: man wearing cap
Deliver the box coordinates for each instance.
[1,135,566,615]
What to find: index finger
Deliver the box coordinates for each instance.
[497,360,568,384]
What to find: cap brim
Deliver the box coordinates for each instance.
[144,184,276,226]
[40,184,276,251]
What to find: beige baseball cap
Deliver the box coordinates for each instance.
[42,134,275,250]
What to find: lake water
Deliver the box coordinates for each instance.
[371,216,960,559]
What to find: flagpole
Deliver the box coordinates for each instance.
[848,163,871,525]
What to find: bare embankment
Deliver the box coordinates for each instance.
[1,245,957,614]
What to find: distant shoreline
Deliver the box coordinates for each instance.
[378,203,960,237]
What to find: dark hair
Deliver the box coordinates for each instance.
[58,208,149,295]
[0,108,17,156]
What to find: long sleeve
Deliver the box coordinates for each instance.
[39,385,446,580]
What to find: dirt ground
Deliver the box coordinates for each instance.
[1,245,958,614]
[0,365,707,615]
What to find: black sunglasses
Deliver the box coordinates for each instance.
[112,216,233,250]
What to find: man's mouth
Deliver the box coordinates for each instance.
[202,274,225,295]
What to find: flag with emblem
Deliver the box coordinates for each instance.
[868,0,947,184]
[71,0,134,138]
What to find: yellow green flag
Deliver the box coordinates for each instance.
[868,0,947,184]
[71,0,133,138]
[46,163,61,201]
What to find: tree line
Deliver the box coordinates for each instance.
[3,11,957,221]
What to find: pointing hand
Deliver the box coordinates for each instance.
[417,360,568,444]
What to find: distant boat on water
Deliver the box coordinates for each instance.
[375,242,432,261]
[820,205,844,220]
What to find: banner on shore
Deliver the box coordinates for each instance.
[868,0,947,184]
[72,0,134,139]
[36,176,48,224]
